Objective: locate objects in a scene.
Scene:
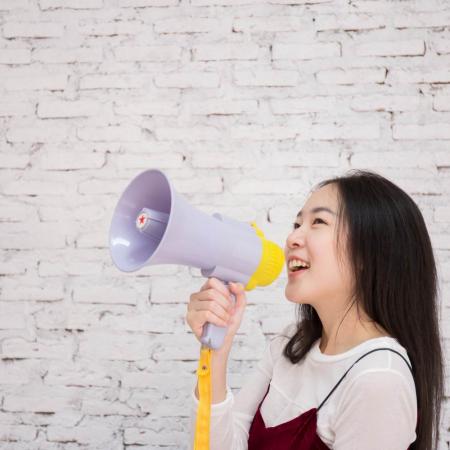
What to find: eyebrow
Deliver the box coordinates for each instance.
[296,207,336,218]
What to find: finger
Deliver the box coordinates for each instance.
[194,297,232,323]
[196,288,234,312]
[229,282,246,312]
[203,277,232,302]
[201,310,229,329]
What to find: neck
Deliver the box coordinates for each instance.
[316,301,390,355]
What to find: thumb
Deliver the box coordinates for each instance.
[229,282,246,311]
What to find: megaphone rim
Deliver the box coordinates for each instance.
[109,168,174,272]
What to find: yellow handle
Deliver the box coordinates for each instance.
[194,346,212,450]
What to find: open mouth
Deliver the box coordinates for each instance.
[288,259,310,273]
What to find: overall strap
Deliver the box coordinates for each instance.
[317,347,414,412]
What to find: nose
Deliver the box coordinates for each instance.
[285,227,306,250]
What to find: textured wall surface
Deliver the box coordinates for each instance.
[0,0,449,448]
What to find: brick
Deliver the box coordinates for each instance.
[0,48,31,64]
[3,73,68,91]
[115,45,181,62]
[0,151,29,168]
[2,337,73,360]
[0,0,28,9]
[47,425,116,444]
[38,149,105,170]
[315,14,385,31]
[73,282,141,306]
[310,123,380,140]
[154,18,220,34]
[76,178,126,195]
[154,72,220,88]
[270,0,330,3]
[78,332,151,360]
[0,306,27,329]
[3,22,64,38]
[316,67,387,84]
[394,13,450,29]
[0,361,31,385]
[37,100,100,118]
[231,125,297,140]
[0,425,36,441]
[79,74,146,89]
[44,361,115,387]
[435,207,450,222]
[186,98,257,115]
[82,399,138,416]
[2,179,73,196]
[193,43,259,60]
[155,126,221,141]
[272,42,341,60]
[110,152,183,169]
[355,40,425,57]
[0,253,29,275]
[234,69,298,86]
[233,16,309,32]
[124,428,185,446]
[229,179,301,195]
[387,69,450,84]
[433,95,450,111]
[6,124,69,143]
[114,100,178,116]
[32,47,103,63]
[78,20,143,36]
[393,124,450,140]
[351,95,421,112]
[351,150,434,168]
[77,125,141,142]
[0,278,64,301]
[270,97,336,113]
[434,38,450,55]
[38,204,107,224]
[191,150,260,168]
[119,0,179,6]
[0,224,66,250]
[0,101,34,117]
[3,392,77,412]
[39,0,103,9]
[101,312,177,333]
[436,151,450,167]
[122,372,189,389]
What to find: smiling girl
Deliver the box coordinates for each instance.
[186,170,444,450]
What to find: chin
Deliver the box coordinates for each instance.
[284,286,310,305]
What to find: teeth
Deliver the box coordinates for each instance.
[288,259,310,270]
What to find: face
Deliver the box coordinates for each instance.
[284,183,354,309]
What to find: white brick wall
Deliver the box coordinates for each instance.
[0,0,449,448]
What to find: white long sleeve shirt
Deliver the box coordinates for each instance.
[190,326,417,450]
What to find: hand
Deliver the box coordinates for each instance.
[186,277,247,351]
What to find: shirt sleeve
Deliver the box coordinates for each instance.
[189,334,284,450]
[332,370,417,450]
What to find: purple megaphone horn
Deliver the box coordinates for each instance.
[109,169,284,350]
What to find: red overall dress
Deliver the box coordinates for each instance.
[248,347,417,450]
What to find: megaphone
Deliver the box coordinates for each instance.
[109,168,285,350]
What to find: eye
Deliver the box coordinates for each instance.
[292,218,326,230]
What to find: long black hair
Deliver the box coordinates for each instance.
[283,169,444,450]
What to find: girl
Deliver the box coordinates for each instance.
[186,170,444,450]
